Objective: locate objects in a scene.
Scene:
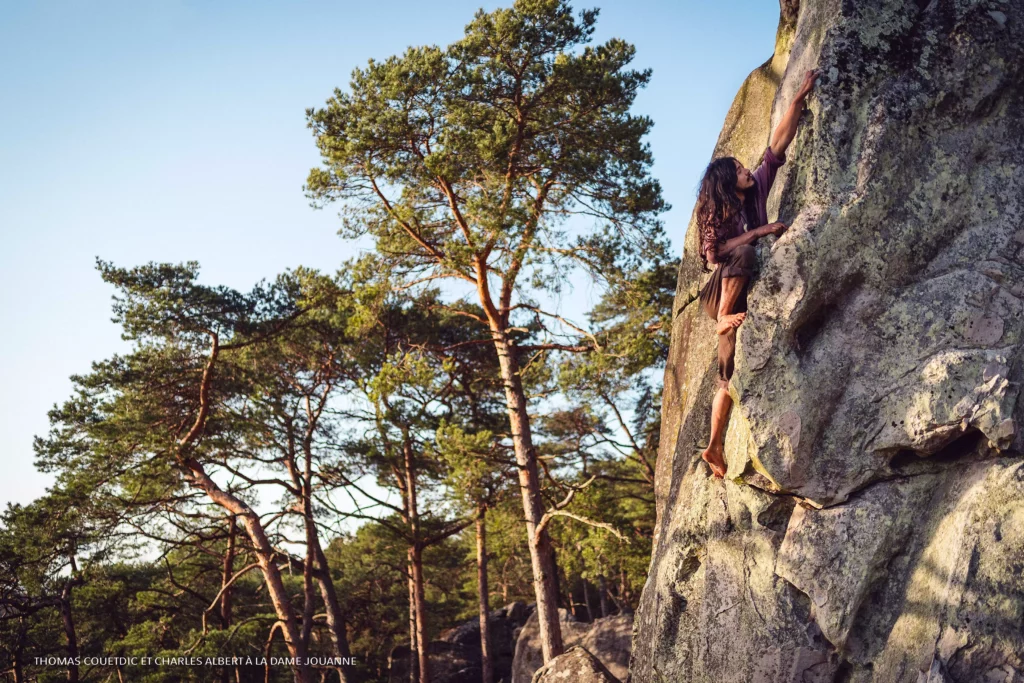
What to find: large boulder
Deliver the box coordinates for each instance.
[531,647,621,683]
[512,610,633,683]
[511,609,591,683]
[577,614,632,682]
[630,1,1024,682]
[388,601,532,683]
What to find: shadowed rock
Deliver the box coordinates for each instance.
[388,602,532,683]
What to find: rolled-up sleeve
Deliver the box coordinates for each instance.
[752,146,786,197]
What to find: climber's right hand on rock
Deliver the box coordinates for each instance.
[762,222,787,237]
[797,70,818,98]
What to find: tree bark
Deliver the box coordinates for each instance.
[59,556,80,683]
[311,542,356,683]
[409,545,430,683]
[176,337,310,682]
[407,562,418,683]
[598,575,609,618]
[220,516,236,629]
[13,617,26,683]
[301,534,316,651]
[620,565,630,609]
[476,506,493,683]
[59,596,78,683]
[221,516,236,683]
[264,622,283,683]
[404,441,430,683]
[184,459,311,683]
[241,511,310,683]
[488,331,564,662]
[294,400,357,683]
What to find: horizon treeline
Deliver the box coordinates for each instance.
[1,1,677,682]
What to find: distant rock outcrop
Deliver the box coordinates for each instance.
[512,610,633,683]
[388,602,531,683]
[630,1,1024,682]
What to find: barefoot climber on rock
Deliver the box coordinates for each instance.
[697,70,817,479]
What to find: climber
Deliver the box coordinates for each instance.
[697,69,817,478]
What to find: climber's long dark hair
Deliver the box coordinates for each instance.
[695,157,757,269]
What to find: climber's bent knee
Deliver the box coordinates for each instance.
[721,245,756,280]
[699,245,758,322]
[732,244,757,268]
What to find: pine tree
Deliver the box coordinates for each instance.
[306,0,668,659]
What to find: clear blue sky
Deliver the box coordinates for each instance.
[0,0,779,508]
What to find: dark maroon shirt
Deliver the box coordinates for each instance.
[701,146,786,264]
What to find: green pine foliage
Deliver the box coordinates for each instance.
[2,2,676,681]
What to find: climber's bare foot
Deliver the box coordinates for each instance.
[701,445,727,479]
[716,312,745,335]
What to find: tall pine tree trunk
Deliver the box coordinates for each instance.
[404,441,430,683]
[407,562,418,683]
[476,506,493,683]
[13,617,27,683]
[409,545,429,683]
[239,512,311,683]
[178,342,310,683]
[311,542,356,683]
[220,517,236,683]
[184,460,311,683]
[294,432,356,682]
[220,516,236,629]
[300,528,317,651]
[59,566,79,683]
[619,564,630,609]
[488,330,564,662]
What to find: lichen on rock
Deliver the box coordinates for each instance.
[630,1,1024,681]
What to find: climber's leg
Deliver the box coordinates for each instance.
[716,276,746,334]
[701,325,737,478]
[701,389,731,479]
[715,245,755,335]
[699,266,723,321]
[701,245,755,479]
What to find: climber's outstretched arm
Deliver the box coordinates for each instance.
[770,70,817,158]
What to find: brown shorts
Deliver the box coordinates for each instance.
[698,245,756,390]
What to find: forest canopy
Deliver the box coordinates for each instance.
[2,2,673,682]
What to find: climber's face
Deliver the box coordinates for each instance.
[734,160,755,191]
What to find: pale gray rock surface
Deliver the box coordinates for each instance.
[577,613,633,682]
[630,1,1024,682]
[531,647,621,683]
[512,610,633,683]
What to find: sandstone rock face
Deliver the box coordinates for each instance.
[630,1,1024,682]
[531,647,621,683]
[512,610,633,683]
